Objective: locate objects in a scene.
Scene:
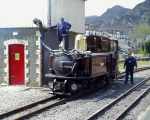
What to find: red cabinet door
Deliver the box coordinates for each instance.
[9,44,25,85]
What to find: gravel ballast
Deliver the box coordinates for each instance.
[29,69,150,120]
[0,86,50,114]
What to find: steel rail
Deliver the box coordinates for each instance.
[0,86,98,120]
[115,86,150,120]
[11,98,66,120]
[86,77,150,120]
[0,96,57,120]
[7,89,103,120]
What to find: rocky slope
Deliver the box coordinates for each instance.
[86,0,150,29]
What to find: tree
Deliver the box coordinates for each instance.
[129,23,150,50]
[145,41,150,55]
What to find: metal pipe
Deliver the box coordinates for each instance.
[47,0,51,27]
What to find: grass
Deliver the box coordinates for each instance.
[138,60,150,67]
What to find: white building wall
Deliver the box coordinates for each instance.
[50,0,85,33]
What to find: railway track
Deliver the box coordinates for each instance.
[0,96,63,120]
[0,67,149,120]
[0,92,88,120]
[86,77,150,120]
[0,85,100,120]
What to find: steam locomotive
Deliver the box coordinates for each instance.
[33,18,118,96]
[46,35,118,96]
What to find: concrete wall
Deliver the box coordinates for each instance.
[50,0,85,33]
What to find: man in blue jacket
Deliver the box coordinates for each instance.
[57,18,71,50]
[124,52,137,84]
[33,17,71,50]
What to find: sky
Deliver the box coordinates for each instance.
[0,0,145,27]
[0,0,48,27]
[85,0,145,16]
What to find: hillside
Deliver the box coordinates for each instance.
[86,0,150,29]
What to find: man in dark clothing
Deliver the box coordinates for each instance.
[57,18,71,50]
[124,54,137,84]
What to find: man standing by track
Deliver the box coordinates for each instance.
[124,51,137,85]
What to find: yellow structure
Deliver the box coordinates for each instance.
[74,34,87,51]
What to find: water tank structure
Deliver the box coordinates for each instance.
[48,0,85,33]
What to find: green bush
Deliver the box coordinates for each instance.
[137,48,146,55]
[145,40,150,55]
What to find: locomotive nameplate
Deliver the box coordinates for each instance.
[91,56,107,75]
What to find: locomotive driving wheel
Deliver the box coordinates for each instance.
[67,81,80,94]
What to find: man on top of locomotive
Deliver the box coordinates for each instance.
[33,17,71,50]
[57,17,72,50]
[124,50,137,85]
